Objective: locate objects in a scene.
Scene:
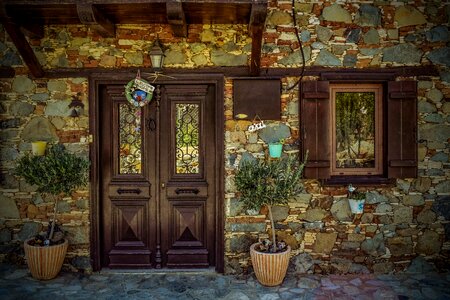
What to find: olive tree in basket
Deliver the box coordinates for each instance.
[15,144,89,279]
[234,154,307,286]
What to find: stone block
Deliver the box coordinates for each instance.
[211,50,247,66]
[346,28,361,43]
[375,203,393,214]
[298,208,328,222]
[258,123,290,144]
[278,47,311,66]
[426,47,450,67]
[10,102,34,116]
[322,3,352,24]
[382,44,423,64]
[363,28,380,45]
[47,80,67,93]
[267,11,292,26]
[316,25,333,43]
[226,223,266,233]
[395,6,426,27]
[394,206,413,224]
[426,89,443,103]
[366,191,388,204]
[0,194,20,219]
[413,177,431,193]
[330,199,352,222]
[313,232,337,254]
[416,230,441,255]
[229,234,257,253]
[64,225,89,244]
[417,209,436,224]
[431,152,448,162]
[426,25,449,42]
[314,49,342,66]
[271,206,289,222]
[435,181,450,193]
[164,49,186,65]
[387,236,413,256]
[424,113,444,123]
[405,256,437,273]
[355,4,381,27]
[12,76,34,93]
[21,116,58,142]
[419,124,450,142]
[418,101,437,113]
[373,262,394,274]
[291,252,314,274]
[277,231,299,250]
[124,52,143,65]
[402,195,425,206]
[18,222,42,242]
[361,233,385,256]
[71,256,92,270]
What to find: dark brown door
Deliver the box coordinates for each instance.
[100,83,217,269]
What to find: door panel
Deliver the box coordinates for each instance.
[160,85,216,268]
[100,83,216,269]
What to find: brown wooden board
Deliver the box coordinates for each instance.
[233,78,281,120]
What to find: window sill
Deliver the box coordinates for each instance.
[322,176,395,187]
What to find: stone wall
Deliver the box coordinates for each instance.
[0,0,449,274]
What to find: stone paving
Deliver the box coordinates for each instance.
[1,263,450,300]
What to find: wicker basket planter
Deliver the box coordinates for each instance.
[250,243,291,286]
[24,238,68,280]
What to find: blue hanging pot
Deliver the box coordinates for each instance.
[268,143,283,158]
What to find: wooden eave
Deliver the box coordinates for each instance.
[0,0,267,78]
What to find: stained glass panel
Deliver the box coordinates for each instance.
[175,104,199,174]
[119,104,142,174]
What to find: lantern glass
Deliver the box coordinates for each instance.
[150,39,165,69]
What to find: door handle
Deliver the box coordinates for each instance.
[175,188,200,195]
[117,188,142,195]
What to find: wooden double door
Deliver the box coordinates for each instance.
[99,82,218,269]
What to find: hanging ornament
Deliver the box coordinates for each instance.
[125,70,155,107]
[247,115,266,133]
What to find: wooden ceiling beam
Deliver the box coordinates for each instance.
[166,1,187,38]
[76,4,115,38]
[0,5,45,78]
[249,3,267,76]
[20,24,45,39]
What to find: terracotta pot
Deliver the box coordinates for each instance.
[250,243,291,286]
[24,238,68,280]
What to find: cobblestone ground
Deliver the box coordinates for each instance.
[1,263,449,300]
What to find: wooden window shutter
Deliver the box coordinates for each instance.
[387,81,417,178]
[301,81,330,179]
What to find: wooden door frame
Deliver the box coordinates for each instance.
[88,73,224,272]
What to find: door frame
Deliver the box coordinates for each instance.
[88,73,224,272]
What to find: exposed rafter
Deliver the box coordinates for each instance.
[76,4,115,38]
[249,3,267,76]
[166,1,187,38]
[0,4,44,78]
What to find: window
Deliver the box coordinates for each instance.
[330,84,382,176]
[301,78,417,183]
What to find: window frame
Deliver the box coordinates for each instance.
[330,83,383,176]
[300,72,418,186]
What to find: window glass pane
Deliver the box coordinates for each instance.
[335,92,375,169]
[175,104,199,174]
[119,104,142,174]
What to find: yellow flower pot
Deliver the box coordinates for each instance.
[31,141,47,156]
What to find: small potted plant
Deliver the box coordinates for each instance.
[268,138,284,158]
[235,154,306,286]
[15,144,89,280]
[347,184,366,214]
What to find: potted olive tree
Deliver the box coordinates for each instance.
[235,154,306,286]
[15,144,89,280]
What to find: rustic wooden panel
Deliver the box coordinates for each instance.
[233,78,281,120]
[387,81,417,178]
[301,81,330,179]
